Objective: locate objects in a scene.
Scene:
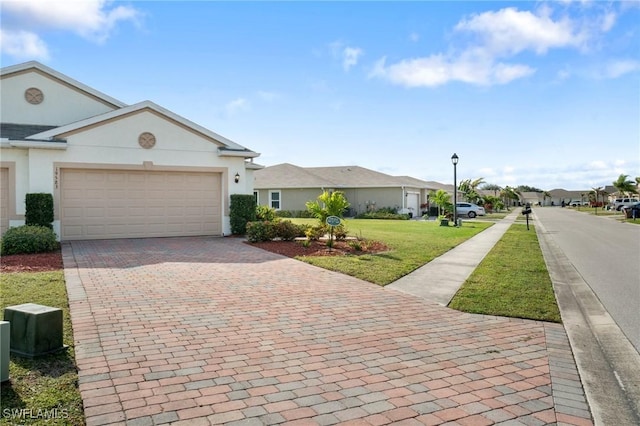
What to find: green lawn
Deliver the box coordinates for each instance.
[290,218,492,285]
[448,223,561,322]
[0,270,84,426]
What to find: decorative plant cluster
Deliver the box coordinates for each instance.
[1,193,59,255]
[246,220,308,243]
[1,225,59,255]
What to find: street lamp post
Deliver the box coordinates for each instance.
[451,153,459,226]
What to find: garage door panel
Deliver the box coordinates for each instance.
[61,169,221,240]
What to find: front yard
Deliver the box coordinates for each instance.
[287,218,493,285]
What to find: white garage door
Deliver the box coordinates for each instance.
[0,168,8,236]
[407,193,419,216]
[61,169,221,240]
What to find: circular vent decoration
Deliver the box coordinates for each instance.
[25,87,44,105]
[138,132,156,149]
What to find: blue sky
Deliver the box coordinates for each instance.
[1,0,639,190]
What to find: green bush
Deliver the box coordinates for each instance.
[274,220,303,241]
[305,224,327,241]
[230,194,257,235]
[355,212,410,220]
[1,225,59,255]
[333,224,348,240]
[25,193,54,229]
[256,205,278,221]
[246,221,277,242]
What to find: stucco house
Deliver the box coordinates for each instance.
[253,163,440,217]
[0,61,260,240]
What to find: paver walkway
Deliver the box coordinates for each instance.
[63,236,593,425]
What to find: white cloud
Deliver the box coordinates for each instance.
[370,53,534,87]
[454,7,587,55]
[225,98,250,116]
[409,32,420,42]
[329,41,364,72]
[370,5,617,88]
[343,46,363,71]
[0,29,49,60]
[603,59,640,79]
[0,0,140,59]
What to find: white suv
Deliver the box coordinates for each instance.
[613,198,639,211]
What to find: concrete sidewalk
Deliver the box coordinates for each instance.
[387,209,520,305]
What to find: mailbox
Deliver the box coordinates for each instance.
[522,208,532,215]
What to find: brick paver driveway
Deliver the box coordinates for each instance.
[63,237,592,426]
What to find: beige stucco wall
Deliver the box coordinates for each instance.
[0,70,117,126]
[0,110,251,236]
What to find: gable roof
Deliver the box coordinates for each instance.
[1,61,126,109]
[254,163,437,189]
[28,100,258,157]
[1,61,259,159]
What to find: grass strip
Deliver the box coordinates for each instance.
[0,271,84,425]
[448,223,561,322]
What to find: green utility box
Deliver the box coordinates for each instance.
[3,303,65,357]
[0,321,9,381]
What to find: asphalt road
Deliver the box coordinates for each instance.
[533,207,640,353]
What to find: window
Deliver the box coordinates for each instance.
[253,191,259,205]
[269,190,281,210]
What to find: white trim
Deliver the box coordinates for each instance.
[1,61,126,108]
[9,141,67,150]
[269,190,281,210]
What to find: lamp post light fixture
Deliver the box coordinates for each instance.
[234,172,240,183]
[451,153,459,226]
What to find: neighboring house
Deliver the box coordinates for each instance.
[253,163,439,217]
[0,61,260,240]
[548,189,591,206]
[520,192,543,206]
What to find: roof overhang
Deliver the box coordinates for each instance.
[2,139,67,150]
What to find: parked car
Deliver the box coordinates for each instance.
[456,202,486,218]
[621,202,640,219]
[613,198,639,211]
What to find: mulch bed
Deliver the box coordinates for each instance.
[0,239,388,273]
[1,250,64,273]
[248,239,388,257]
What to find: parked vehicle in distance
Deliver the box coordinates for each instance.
[613,198,639,211]
[621,202,640,219]
[456,202,486,218]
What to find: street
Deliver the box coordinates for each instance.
[533,207,640,353]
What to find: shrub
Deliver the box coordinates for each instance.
[305,224,327,241]
[274,220,300,241]
[245,221,277,242]
[256,205,278,221]
[348,240,363,251]
[25,193,54,229]
[274,210,292,218]
[230,194,257,235]
[355,212,410,220]
[332,224,348,240]
[1,225,59,255]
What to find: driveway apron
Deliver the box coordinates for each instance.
[63,237,593,426]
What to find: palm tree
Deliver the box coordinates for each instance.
[542,191,551,206]
[431,189,452,217]
[613,174,638,197]
[500,186,520,210]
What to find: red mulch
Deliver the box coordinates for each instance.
[248,239,388,258]
[0,239,388,273]
[0,250,63,273]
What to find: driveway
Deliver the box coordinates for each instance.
[63,237,592,425]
